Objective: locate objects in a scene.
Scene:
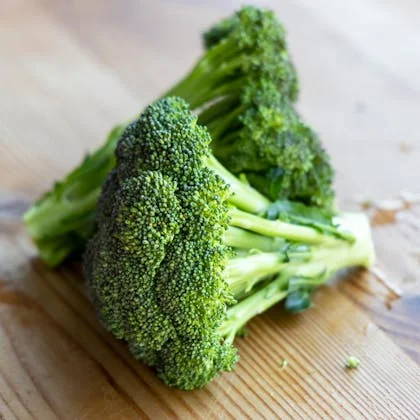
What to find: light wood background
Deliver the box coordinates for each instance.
[1,0,420,418]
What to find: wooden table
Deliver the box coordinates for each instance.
[1,1,420,418]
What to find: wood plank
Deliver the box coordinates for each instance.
[293,0,420,91]
[0,0,141,194]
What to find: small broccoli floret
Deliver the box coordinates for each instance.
[157,335,238,390]
[164,6,299,107]
[84,97,375,390]
[200,80,334,207]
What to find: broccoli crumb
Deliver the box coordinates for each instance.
[345,356,360,369]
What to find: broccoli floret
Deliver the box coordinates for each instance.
[84,97,374,390]
[200,80,334,206]
[164,6,299,106]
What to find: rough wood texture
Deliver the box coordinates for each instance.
[1,0,420,418]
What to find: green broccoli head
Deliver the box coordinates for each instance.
[166,6,298,107]
[202,81,335,208]
[163,7,334,208]
[88,168,238,389]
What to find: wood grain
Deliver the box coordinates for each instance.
[1,0,420,418]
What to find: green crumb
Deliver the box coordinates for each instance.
[281,359,288,369]
[345,356,360,369]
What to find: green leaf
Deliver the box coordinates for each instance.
[285,290,312,313]
[266,200,354,242]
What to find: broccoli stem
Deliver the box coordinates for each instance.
[187,74,246,110]
[229,207,346,245]
[33,233,90,268]
[205,104,245,141]
[24,188,100,241]
[205,154,270,212]
[198,96,240,128]
[220,273,289,344]
[220,213,375,343]
[23,124,126,266]
[163,39,245,108]
[223,226,286,252]
[224,252,288,296]
[24,123,123,240]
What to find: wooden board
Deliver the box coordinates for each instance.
[1,0,420,418]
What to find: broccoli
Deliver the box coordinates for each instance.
[84,97,374,390]
[199,80,334,206]
[164,6,299,107]
[24,6,333,266]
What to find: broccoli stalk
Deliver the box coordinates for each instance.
[23,124,126,266]
[84,97,375,390]
[221,212,374,342]
[205,154,269,212]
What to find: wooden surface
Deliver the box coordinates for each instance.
[1,0,420,418]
